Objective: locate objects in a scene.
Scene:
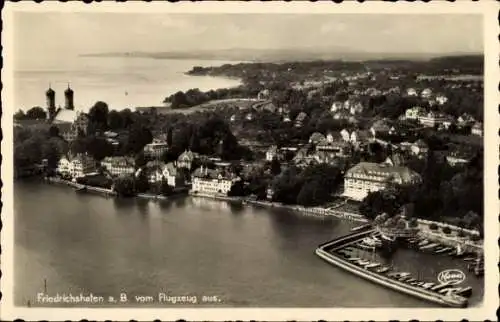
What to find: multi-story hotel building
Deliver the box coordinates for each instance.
[191,166,240,196]
[143,139,169,159]
[418,112,449,128]
[101,156,136,177]
[343,162,422,201]
[57,153,97,179]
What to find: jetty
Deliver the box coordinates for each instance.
[315,230,471,308]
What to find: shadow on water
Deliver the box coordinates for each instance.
[158,200,173,212]
[229,202,244,215]
[174,197,186,208]
[113,197,136,211]
[136,199,149,219]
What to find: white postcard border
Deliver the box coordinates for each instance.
[1,1,498,321]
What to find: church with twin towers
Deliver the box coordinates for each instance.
[45,84,89,141]
[45,83,75,121]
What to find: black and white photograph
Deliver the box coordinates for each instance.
[1,2,498,321]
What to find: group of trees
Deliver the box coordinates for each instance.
[14,126,68,171]
[14,107,47,120]
[269,164,343,207]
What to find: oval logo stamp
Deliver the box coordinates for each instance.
[437,269,466,285]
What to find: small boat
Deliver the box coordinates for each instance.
[455,286,473,297]
[435,247,452,254]
[375,266,390,273]
[404,278,417,283]
[347,257,361,262]
[420,282,436,290]
[356,243,376,251]
[431,282,453,292]
[356,260,371,266]
[420,243,440,251]
[365,263,381,269]
[396,273,412,281]
[463,257,477,262]
[351,224,371,232]
[387,272,410,279]
[438,287,473,298]
[418,240,430,247]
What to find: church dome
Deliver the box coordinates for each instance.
[65,85,74,94]
[46,87,55,95]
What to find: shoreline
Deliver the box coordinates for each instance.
[38,177,483,250]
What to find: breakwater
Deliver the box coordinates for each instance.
[316,231,470,308]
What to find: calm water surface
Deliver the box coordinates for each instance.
[14,57,242,112]
[14,181,483,307]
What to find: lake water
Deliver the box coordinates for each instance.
[14,181,483,308]
[13,57,242,112]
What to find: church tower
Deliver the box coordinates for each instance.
[64,84,74,110]
[46,85,56,120]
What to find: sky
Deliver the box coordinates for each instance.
[14,12,483,61]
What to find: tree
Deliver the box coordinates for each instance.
[134,171,150,193]
[166,127,173,147]
[135,151,147,168]
[189,128,200,152]
[126,125,153,155]
[270,158,282,176]
[88,101,110,133]
[107,110,123,130]
[25,106,47,120]
[85,136,114,161]
[160,180,174,196]
[48,125,60,138]
[14,110,26,120]
[113,176,136,197]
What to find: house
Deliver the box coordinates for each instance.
[349,101,364,115]
[471,122,483,136]
[257,89,270,100]
[420,88,433,99]
[145,161,185,187]
[315,140,351,158]
[294,112,309,128]
[282,112,291,123]
[177,150,199,170]
[435,94,448,105]
[457,113,476,126]
[143,139,169,159]
[384,153,407,167]
[266,145,281,161]
[245,112,254,121]
[191,166,240,196]
[264,185,275,201]
[370,119,392,137]
[57,153,97,179]
[406,88,418,96]
[330,101,344,112]
[410,139,429,158]
[343,162,422,201]
[101,156,136,177]
[405,106,427,120]
[418,112,449,128]
[309,132,326,145]
[446,151,474,167]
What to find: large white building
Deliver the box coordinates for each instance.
[418,112,449,128]
[191,166,240,196]
[343,162,422,201]
[57,153,97,179]
[101,156,136,177]
[143,139,169,159]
